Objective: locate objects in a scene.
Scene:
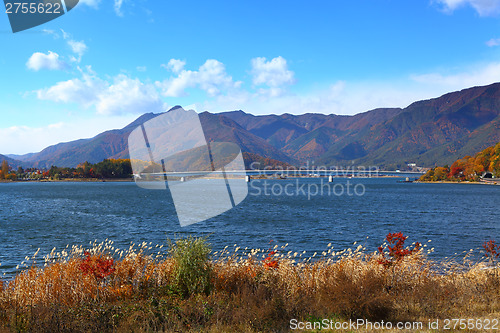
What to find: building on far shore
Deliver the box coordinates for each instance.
[407,163,427,173]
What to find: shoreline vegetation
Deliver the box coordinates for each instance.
[0,235,499,332]
[419,142,500,184]
[0,159,133,182]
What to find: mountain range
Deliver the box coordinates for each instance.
[0,154,20,168]
[3,82,500,170]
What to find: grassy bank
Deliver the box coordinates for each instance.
[0,236,499,332]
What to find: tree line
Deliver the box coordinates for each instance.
[0,159,133,181]
[419,142,500,182]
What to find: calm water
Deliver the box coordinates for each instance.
[0,178,499,276]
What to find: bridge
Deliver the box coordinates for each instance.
[134,169,424,179]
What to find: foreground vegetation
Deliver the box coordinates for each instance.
[0,235,499,332]
[420,141,500,182]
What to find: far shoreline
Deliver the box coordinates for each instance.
[0,178,134,183]
[0,174,406,184]
[1,174,409,184]
[416,180,499,185]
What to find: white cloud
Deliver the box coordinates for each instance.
[96,75,164,115]
[23,55,500,155]
[67,40,87,62]
[0,115,138,155]
[202,60,500,116]
[202,80,429,116]
[255,87,289,98]
[26,51,67,71]
[435,0,500,16]
[157,59,239,97]
[36,67,165,116]
[48,122,64,129]
[114,0,124,16]
[251,56,295,88]
[31,31,87,71]
[36,68,105,106]
[30,56,500,126]
[42,29,59,38]
[59,30,88,63]
[78,0,101,9]
[61,29,70,40]
[162,59,186,74]
[136,66,147,72]
[157,71,193,97]
[410,61,500,90]
[486,38,500,46]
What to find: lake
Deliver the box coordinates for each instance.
[0,177,498,277]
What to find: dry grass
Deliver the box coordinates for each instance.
[0,238,499,332]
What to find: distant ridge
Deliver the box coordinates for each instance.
[222,83,500,168]
[4,82,500,169]
[9,108,291,169]
[5,152,36,161]
[0,154,21,168]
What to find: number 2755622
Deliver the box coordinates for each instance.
[5,2,62,14]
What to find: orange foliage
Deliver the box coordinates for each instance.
[421,142,500,182]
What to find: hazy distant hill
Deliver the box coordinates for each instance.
[13,113,159,168]
[0,154,20,168]
[5,152,36,161]
[4,82,500,169]
[12,108,291,168]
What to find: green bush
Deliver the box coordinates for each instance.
[168,236,213,298]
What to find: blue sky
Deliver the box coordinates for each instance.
[1,0,500,154]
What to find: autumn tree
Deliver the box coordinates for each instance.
[462,156,477,180]
[475,147,493,172]
[449,157,466,180]
[432,166,449,181]
[92,159,132,178]
[490,155,500,177]
[421,141,500,182]
[1,160,9,179]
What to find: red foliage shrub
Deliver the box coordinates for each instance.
[263,250,279,269]
[263,240,279,269]
[79,251,115,280]
[377,232,420,268]
[483,240,500,259]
